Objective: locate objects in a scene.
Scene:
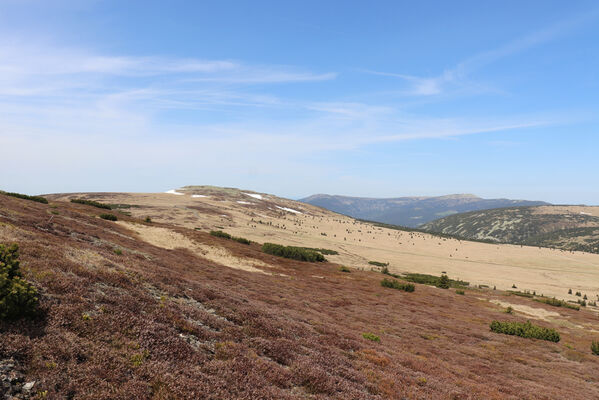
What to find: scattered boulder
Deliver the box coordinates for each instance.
[0,358,34,399]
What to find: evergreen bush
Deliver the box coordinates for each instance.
[0,244,39,320]
[490,320,560,342]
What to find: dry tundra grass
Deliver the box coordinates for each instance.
[0,189,594,398]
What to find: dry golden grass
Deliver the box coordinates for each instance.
[47,187,599,302]
[4,190,599,399]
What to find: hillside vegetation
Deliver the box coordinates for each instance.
[422,206,599,254]
[3,190,599,398]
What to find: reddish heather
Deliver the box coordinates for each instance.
[1,194,598,399]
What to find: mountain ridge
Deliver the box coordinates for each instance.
[300,193,549,227]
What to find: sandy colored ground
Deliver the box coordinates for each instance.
[116,220,273,274]
[488,299,560,321]
[48,187,599,302]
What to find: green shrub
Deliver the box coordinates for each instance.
[401,272,468,288]
[591,341,599,355]
[490,320,560,342]
[338,266,351,273]
[362,333,380,342]
[210,230,232,239]
[380,278,415,292]
[298,247,338,255]
[534,297,579,310]
[210,230,251,245]
[0,190,48,204]
[505,306,513,314]
[508,290,534,298]
[144,216,152,223]
[261,243,326,262]
[0,244,39,320]
[437,274,450,289]
[99,214,117,221]
[113,248,123,255]
[233,237,251,245]
[456,289,465,295]
[368,261,388,267]
[70,198,111,209]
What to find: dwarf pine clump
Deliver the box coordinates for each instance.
[0,190,48,204]
[380,278,415,292]
[99,213,118,221]
[70,198,112,209]
[261,243,325,262]
[0,244,39,320]
[591,341,599,355]
[490,320,560,342]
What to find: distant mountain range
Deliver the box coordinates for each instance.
[300,193,549,227]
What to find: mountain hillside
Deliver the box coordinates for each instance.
[300,194,548,227]
[2,188,599,399]
[45,187,599,301]
[421,205,599,253]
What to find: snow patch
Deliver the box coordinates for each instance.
[243,193,263,200]
[192,194,207,198]
[237,201,252,205]
[165,189,184,196]
[580,212,591,216]
[276,206,302,214]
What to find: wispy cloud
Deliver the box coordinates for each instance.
[0,34,573,195]
[365,10,599,97]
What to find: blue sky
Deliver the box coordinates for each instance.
[1,0,598,204]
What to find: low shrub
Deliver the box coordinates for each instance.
[456,289,465,295]
[0,190,48,204]
[71,198,112,209]
[591,341,599,356]
[262,243,326,262]
[401,272,468,288]
[534,297,579,310]
[0,244,39,320]
[339,266,351,273]
[233,237,251,245]
[437,274,450,289]
[210,230,232,239]
[362,333,380,342]
[299,247,338,255]
[505,306,513,314]
[380,278,415,292]
[99,214,118,221]
[144,216,152,223]
[490,320,560,342]
[368,261,388,267]
[508,290,534,298]
[210,231,251,245]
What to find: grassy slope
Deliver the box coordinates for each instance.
[2,194,599,399]
[421,206,599,253]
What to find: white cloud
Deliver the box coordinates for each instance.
[365,10,599,97]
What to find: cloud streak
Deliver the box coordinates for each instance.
[366,10,599,97]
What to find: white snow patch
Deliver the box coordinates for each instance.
[192,194,207,198]
[276,206,302,214]
[237,201,252,205]
[580,212,591,216]
[165,189,184,196]
[243,193,263,200]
